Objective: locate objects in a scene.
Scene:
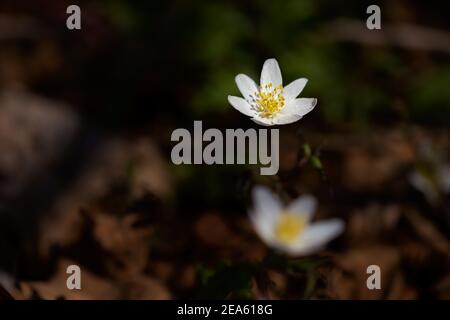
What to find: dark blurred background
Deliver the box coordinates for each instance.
[0,0,449,299]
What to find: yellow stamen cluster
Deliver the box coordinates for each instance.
[255,83,285,118]
[274,213,306,244]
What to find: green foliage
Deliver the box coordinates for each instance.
[310,156,323,171]
[410,66,450,126]
[303,143,312,158]
[195,262,253,299]
[105,0,139,32]
[171,164,249,210]
[262,253,328,273]
[303,143,324,172]
[98,0,448,127]
[195,254,328,299]
[267,254,329,298]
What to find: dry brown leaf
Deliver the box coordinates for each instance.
[39,137,169,255]
[405,210,450,257]
[194,213,240,249]
[121,274,171,300]
[327,246,400,299]
[16,260,119,300]
[91,211,153,276]
[347,204,401,242]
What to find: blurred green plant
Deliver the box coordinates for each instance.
[195,253,328,299]
[94,0,449,128]
[196,261,253,299]
[410,66,450,126]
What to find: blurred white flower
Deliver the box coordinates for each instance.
[228,58,317,126]
[409,164,450,203]
[249,186,344,256]
[408,142,450,203]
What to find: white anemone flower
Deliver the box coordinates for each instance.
[250,186,344,256]
[228,58,317,126]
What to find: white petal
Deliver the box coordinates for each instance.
[286,194,317,222]
[270,98,316,125]
[283,98,317,116]
[249,210,276,246]
[283,78,308,101]
[251,116,273,126]
[287,219,344,255]
[272,113,302,125]
[250,186,283,246]
[227,96,254,117]
[252,186,282,219]
[235,74,259,100]
[275,243,318,256]
[260,58,282,87]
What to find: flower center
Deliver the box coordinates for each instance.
[254,83,285,118]
[274,213,306,244]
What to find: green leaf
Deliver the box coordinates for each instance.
[303,143,312,158]
[310,156,323,170]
